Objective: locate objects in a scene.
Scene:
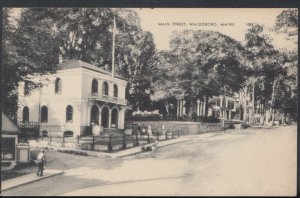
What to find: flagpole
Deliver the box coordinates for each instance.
[112,16,116,80]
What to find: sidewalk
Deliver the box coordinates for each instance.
[1,169,64,192]
[73,136,193,158]
[30,136,195,158]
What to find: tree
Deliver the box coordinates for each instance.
[243,24,286,125]
[3,8,158,119]
[2,8,60,121]
[166,30,247,117]
[273,9,298,123]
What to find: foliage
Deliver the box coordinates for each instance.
[3,8,158,120]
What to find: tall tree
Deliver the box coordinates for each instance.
[167,30,247,116]
[273,9,298,123]
[3,8,158,118]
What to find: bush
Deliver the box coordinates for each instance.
[130,111,162,121]
[56,148,88,156]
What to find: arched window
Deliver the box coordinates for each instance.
[24,81,30,96]
[55,78,62,94]
[102,81,109,96]
[113,84,118,98]
[23,106,29,122]
[91,79,98,94]
[111,108,118,128]
[66,105,73,122]
[90,105,99,125]
[41,106,48,123]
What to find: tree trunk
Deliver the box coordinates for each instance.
[250,79,255,125]
[165,101,169,116]
[204,96,209,117]
[270,78,279,126]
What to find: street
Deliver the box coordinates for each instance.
[2,125,297,196]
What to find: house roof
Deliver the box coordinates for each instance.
[57,60,127,81]
[1,112,20,134]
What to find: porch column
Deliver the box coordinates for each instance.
[200,102,204,116]
[179,100,182,116]
[203,100,206,117]
[229,110,232,120]
[118,108,125,129]
[182,100,186,115]
[108,109,112,129]
[177,100,180,117]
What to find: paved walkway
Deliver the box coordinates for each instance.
[1,169,63,192]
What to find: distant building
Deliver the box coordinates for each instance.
[176,94,242,120]
[2,112,20,169]
[17,60,128,138]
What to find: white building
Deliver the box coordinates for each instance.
[176,94,241,120]
[17,60,128,138]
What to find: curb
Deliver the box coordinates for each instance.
[119,138,193,158]
[1,170,64,192]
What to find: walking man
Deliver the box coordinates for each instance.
[36,149,46,176]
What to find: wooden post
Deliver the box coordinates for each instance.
[172,132,174,139]
[147,133,150,143]
[135,131,139,146]
[108,135,113,152]
[92,135,95,151]
[77,135,80,144]
[166,132,168,140]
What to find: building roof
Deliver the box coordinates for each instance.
[58,60,127,81]
[1,112,20,134]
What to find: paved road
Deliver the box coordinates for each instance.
[2,125,297,196]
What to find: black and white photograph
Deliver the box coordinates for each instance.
[1,6,298,196]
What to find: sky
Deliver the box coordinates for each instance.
[132,8,295,51]
[9,8,296,51]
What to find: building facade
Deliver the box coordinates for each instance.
[176,94,242,120]
[17,60,128,137]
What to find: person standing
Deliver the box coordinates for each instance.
[36,149,46,176]
[136,123,142,135]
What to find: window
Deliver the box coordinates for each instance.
[64,131,74,137]
[90,105,99,125]
[41,106,48,123]
[1,138,15,160]
[91,79,98,94]
[24,81,29,96]
[102,81,108,96]
[113,84,118,97]
[228,101,234,109]
[23,106,29,122]
[66,105,73,122]
[216,99,221,106]
[55,78,62,94]
[42,131,48,137]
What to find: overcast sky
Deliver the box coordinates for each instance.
[132,8,294,51]
[9,8,296,51]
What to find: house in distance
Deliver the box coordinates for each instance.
[17,59,128,138]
